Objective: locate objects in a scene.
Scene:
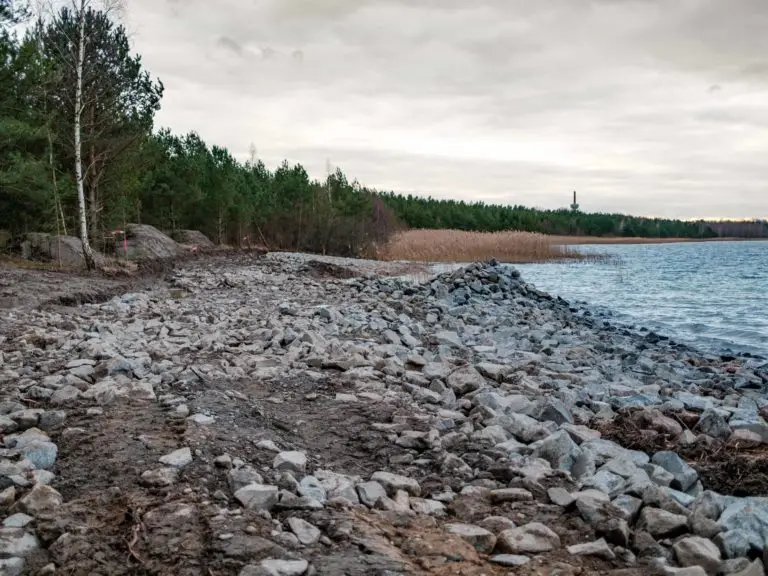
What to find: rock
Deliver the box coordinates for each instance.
[50,386,81,405]
[18,484,62,516]
[187,413,215,425]
[314,470,359,503]
[229,467,264,492]
[597,518,631,547]
[497,522,561,554]
[567,538,616,560]
[446,366,486,395]
[537,399,573,425]
[638,507,689,539]
[159,447,192,468]
[445,523,497,554]
[586,469,626,497]
[673,536,722,575]
[490,554,531,567]
[479,516,516,533]
[15,439,57,470]
[490,488,533,503]
[370,471,421,497]
[273,452,307,476]
[729,560,766,576]
[612,495,643,522]
[633,408,684,436]
[287,517,321,545]
[297,476,326,503]
[242,559,309,576]
[717,499,768,554]
[235,484,279,511]
[0,557,24,576]
[257,439,281,452]
[410,498,446,516]
[531,430,583,473]
[2,514,33,528]
[356,481,387,507]
[0,527,39,558]
[140,467,178,487]
[652,451,699,491]
[548,487,574,507]
[696,409,732,440]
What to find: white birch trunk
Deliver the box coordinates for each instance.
[74,0,96,269]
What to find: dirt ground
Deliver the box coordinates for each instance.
[0,255,662,576]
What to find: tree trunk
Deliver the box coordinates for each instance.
[75,1,96,270]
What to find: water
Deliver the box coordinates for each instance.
[515,241,768,357]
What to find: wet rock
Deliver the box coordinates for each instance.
[287,517,321,545]
[672,536,721,575]
[567,538,615,560]
[235,484,279,511]
[159,447,193,468]
[445,523,497,554]
[497,522,561,554]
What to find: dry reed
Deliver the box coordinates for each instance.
[376,229,587,263]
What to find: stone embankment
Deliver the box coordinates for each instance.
[0,253,767,575]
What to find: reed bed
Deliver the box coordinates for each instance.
[376,229,588,264]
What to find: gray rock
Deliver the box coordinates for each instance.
[652,451,699,491]
[727,560,765,576]
[229,467,264,492]
[537,399,573,425]
[0,528,39,558]
[479,516,517,534]
[697,409,732,440]
[140,467,178,487]
[597,517,631,547]
[638,507,689,539]
[245,559,309,576]
[273,451,307,476]
[356,481,387,507]
[715,530,752,559]
[717,499,768,555]
[490,554,530,567]
[497,522,561,553]
[287,517,321,545]
[234,484,279,511]
[18,484,62,516]
[531,430,583,473]
[297,476,326,503]
[567,538,615,560]
[2,514,33,528]
[673,536,721,575]
[445,523,497,554]
[159,447,192,468]
[446,366,485,395]
[50,386,81,405]
[586,469,626,497]
[548,487,574,507]
[490,488,533,503]
[16,440,57,471]
[0,557,25,576]
[612,495,643,522]
[370,471,420,496]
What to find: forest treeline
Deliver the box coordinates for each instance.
[2,2,765,263]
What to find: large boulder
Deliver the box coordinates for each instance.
[123,224,182,260]
[20,233,87,267]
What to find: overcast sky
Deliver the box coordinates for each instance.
[124,0,768,219]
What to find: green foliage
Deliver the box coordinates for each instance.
[378,193,731,239]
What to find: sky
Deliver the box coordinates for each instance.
[123,0,768,219]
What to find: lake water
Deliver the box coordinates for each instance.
[515,241,768,357]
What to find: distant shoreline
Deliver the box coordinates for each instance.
[552,235,768,245]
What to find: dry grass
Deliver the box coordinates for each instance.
[376,229,588,264]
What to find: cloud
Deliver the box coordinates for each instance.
[123,0,768,219]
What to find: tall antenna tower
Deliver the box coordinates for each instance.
[570,190,580,212]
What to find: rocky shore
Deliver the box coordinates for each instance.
[1,252,767,576]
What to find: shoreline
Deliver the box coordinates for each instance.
[1,253,767,574]
[553,235,768,245]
